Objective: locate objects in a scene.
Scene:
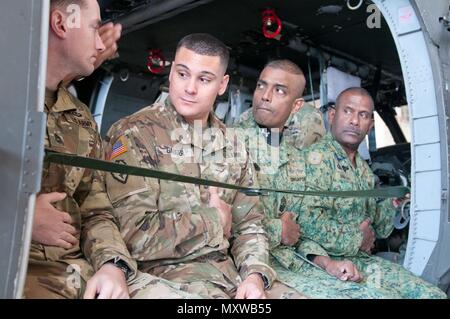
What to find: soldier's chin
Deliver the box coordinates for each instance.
[253,113,271,127]
[342,133,362,144]
[173,103,190,115]
[80,63,95,77]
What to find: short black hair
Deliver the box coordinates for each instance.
[336,87,374,112]
[176,33,229,72]
[264,59,306,97]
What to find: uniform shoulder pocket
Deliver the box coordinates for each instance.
[105,132,149,204]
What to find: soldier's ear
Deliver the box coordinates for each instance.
[168,62,175,83]
[50,9,68,39]
[292,98,305,114]
[218,74,230,96]
[328,107,336,124]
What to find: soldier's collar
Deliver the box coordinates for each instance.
[285,111,296,129]
[237,108,257,128]
[327,134,348,159]
[328,133,365,170]
[256,123,284,147]
[164,96,182,123]
[165,97,227,152]
[48,84,78,113]
[44,89,57,112]
[165,96,217,128]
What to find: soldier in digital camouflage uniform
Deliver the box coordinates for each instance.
[235,60,398,298]
[26,0,198,299]
[104,34,305,299]
[276,87,446,298]
[238,102,325,153]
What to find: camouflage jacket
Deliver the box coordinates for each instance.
[104,98,277,287]
[30,85,137,280]
[279,133,396,258]
[235,106,328,271]
[282,103,326,151]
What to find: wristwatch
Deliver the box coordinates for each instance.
[254,272,270,289]
[107,258,131,280]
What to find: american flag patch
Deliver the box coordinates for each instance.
[110,136,128,160]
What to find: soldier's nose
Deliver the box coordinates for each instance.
[185,79,197,95]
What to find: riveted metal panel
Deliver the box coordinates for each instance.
[414,170,442,211]
[373,1,446,285]
[413,116,440,145]
[415,143,442,172]
[406,239,439,276]
[414,210,442,242]
[0,0,48,298]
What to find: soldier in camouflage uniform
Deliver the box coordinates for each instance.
[26,0,197,299]
[104,34,305,299]
[276,87,446,298]
[238,102,325,153]
[284,103,325,150]
[235,60,397,298]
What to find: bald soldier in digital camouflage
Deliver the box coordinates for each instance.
[275,87,446,298]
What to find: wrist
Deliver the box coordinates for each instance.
[105,258,131,281]
[313,255,331,270]
[392,198,402,208]
[247,273,268,290]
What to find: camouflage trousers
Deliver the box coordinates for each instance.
[24,257,201,299]
[271,257,397,299]
[272,254,446,299]
[143,257,307,299]
[129,271,202,299]
[338,254,447,299]
[24,257,92,299]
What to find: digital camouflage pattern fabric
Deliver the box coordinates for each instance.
[235,104,325,251]
[275,133,446,298]
[236,105,393,298]
[282,103,325,151]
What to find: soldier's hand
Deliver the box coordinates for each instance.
[62,23,122,85]
[83,263,129,299]
[208,187,232,239]
[324,259,362,282]
[280,212,301,246]
[235,273,267,299]
[32,192,78,249]
[392,193,410,208]
[93,22,122,70]
[359,218,375,253]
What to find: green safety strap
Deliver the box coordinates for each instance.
[44,151,409,198]
[290,251,352,278]
[291,251,328,272]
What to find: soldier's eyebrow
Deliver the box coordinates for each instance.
[199,70,217,78]
[175,63,190,71]
[344,105,353,110]
[175,64,217,78]
[275,83,288,90]
[257,79,288,89]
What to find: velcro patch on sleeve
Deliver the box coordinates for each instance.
[105,133,148,204]
[308,151,323,165]
[109,135,128,160]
